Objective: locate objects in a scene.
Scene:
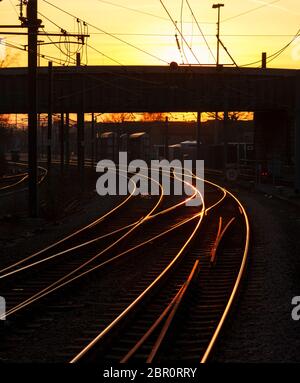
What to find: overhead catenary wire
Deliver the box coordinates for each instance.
[41,0,169,65]
[180,0,188,64]
[0,39,71,66]
[86,43,123,66]
[37,12,112,67]
[38,10,66,32]
[5,0,298,69]
[241,27,300,67]
[185,0,216,63]
[95,0,214,24]
[81,32,300,38]
[8,0,20,17]
[222,0,281,23]
[96,0,169,22]
[160,0,201,65]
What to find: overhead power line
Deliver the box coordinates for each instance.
[223,0,281,23]
[96,0,169,22]
[180,1,188,64]
[95,0,214,24]
[85,33,300,38]
[241,27,300,67]
[8,0,19,17]
[159,0,201,65]
[86,43,123,66]
[41,0,169,64]
[0,38,72,66]
[185,0,216,63]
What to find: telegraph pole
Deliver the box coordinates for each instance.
[212,3,224,67]
[27,0,40,217]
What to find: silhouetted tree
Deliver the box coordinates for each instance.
[103,113,136,123]
[141,113,166,122]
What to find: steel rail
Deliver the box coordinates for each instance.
[210,217,236,265]
[146,259,200,363]
[70,177,248,364]
[0,166,198,279]
[70,176,205,363]
[200,188,250,363]
[2,174,164,319]
[1,169,225,334]
[2,167,202,316]
[2,207,201,321]
[0,171,137,276]
[0,162,48,197]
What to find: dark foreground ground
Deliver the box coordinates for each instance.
[213,186,300,362]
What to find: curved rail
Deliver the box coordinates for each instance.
[70,177,249,364]
[1,166,203,315]
[0,171,137,277]
[200,187,250,363]
[0,162,48,196]
[0,165,199,279]
[70,176,205,363]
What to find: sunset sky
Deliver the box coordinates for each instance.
[0,0,300,69]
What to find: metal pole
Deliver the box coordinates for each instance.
[76,52,85,187]
[223,109,228,173]
[197,112,201,160]
[91,113,95,168]
[60,113,64,173]
[217,7,221,67]
[95,118,100,163]
[164,116,169,160]
[214,112,219,144]
[65,113,70,166]
[27,0,38,217]
[262,52,267,69]
[212,4,224,67]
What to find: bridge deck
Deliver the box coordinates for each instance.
[0,65,298,114]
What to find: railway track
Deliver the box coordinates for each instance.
[70,179,249,363]
[0,171,249,363]
[0,168,200,314]
[0,162,47,196]
[0,172,28,191]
